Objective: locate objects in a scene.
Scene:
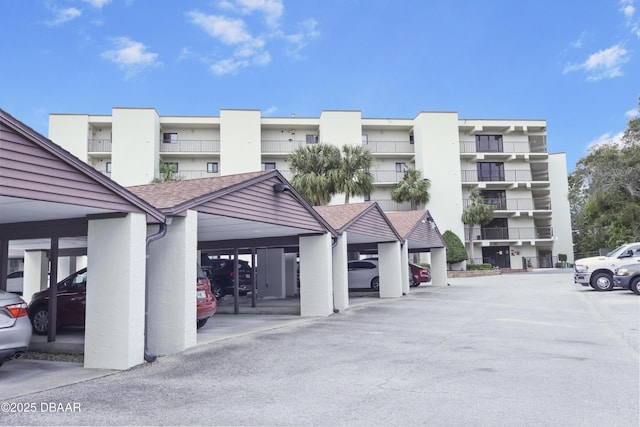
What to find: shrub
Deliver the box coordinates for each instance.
[466,263,492,271]
[443,230,468,264]
[558,253,567,262]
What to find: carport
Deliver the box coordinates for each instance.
[127,170,339,355]
[0,109,167,370]
[314,202,405,310]
[385,210,447,286]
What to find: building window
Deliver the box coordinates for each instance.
[163,133,178,144]
[362,134,368,145]
[105,162,112,174]
[480,190,506,210]
[477,162,504,181]
[207,162,219,173]
[262,162,276,170]
[409,134,414,144]
[364,194,370,201]
[476,135,503,152]
[395,162,408,173]
[306,134,318,144]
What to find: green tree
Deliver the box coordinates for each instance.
[461,189,494,263]
[289,144,342,205]
[442,230,468,268]
[336,145,374,203]
[152,161,179,183]
[569,99,640,254]
[391,168,431,210]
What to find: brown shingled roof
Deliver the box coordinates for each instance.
[313,202,375,231]
[386,210,446,249]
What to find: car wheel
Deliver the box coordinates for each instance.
[31,306,49,335]
[591,272,614,291]
[371,276,380,291]
[211,283,224,300]
[196,318,208,329]
[630,277,640,295]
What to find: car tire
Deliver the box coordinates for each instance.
[211,283,224,300]
[371,276,380,291]
[197,318,208,329]
[630,277,640,295]
[30,306,49,335]
[591,272,614,291]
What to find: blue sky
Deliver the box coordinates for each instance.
[1,0,638,171]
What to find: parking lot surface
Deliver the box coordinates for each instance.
[1,271,638,426]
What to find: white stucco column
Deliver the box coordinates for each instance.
[285,253,298,297]
[85,213,147,370]
[299,233,333,317]
[23,250,48,303]
[147,211,197,356]
[378,241,403,298]
[400,243,410,295]
[332,232,349,312]
[431,247,448,286]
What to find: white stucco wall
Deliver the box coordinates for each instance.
[220,109,262,175]
[378,241,402,298]
[48,114,90,162]
[112,108,159,186]
[299,233,334,316]
[549,153,575,263]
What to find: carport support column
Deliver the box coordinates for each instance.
[23,250,48,304]
[299,233,333,317]
[401,243,410,295]
[430,247,448,286]
[332,232,349,312]
[378,241,403,298]
[147,211,197,355]
[85,213,147,370]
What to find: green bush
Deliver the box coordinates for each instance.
[558,253,567,262]
[466,263,492,271]
[443,230,468,264]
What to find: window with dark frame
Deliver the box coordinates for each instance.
[409,134,414,144]
[163,133,178,144]
[395,162,408,173]
[477,162,504,181]
[105,161,112,174]
[207,162,219,173]
[306,134,318,144]
[480,190,506,210]
[262,162,276,170]
[475,135,503,152]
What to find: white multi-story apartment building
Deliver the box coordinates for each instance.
[49,108,574,268]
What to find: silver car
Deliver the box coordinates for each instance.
[0,290,32,367]
[348,259,380,291]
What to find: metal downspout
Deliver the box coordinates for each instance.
[144,222,167,363]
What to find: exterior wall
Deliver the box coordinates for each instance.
[85,213,147,370]
[48,114,90,161]
[549,153,574,263]
[378,241,402,298]
[112,108,159,186]
[413,112,465,240]
[220,109,262,175]
[299,233,333,316]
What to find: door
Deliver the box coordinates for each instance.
[482,247,511,268]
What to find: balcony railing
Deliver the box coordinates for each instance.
[369,169,406,183]
[363,140,414,154]
[459,140,547,154]
[464,226,553,241]
[462,198,551,210]
[160,140,220,153]
[372,199,413,212]
[88,139,112,152]
[461,170,549,182]
[174,170,221,180]
[261,139,307,153]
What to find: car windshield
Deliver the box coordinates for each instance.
[606,244,630,257]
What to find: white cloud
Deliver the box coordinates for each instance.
[626,108,640,119]
[210,58,248,75]
[188,12,254,45]
[263,105,278,115]
[620,0,636,17]
[82,0,112,8]
[620,0,640,37]
[102,37,161,79]
[564,44,629,80]
[283,18,319,59]
[46,7,81,26]
[587,131,626,152]
[218,0,284,28]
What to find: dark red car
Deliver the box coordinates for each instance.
[28,266,216,335]
[409,263,431,287]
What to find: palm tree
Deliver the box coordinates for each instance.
[337,145,374,203]
[461,189,494,263]
[152,161,179,183]
[289,144,342,205]
[391,168,431,210]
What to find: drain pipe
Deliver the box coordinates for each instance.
[144,222,168,363]
[331,236,339,314]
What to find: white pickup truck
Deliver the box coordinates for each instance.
[574,243,640,291]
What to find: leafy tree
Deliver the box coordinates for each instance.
[391,168,431,210]
[336,145,374,203]
[461,189,494,263]
[569,98,640,254]
[442,230,468,268]
[152,161,179,183]
[289,144,342,205]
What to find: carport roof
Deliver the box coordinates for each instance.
[128,170,338,249]
[385,210,446,251]
[314,202,402,248]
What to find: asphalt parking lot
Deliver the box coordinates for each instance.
[1,270,638,426]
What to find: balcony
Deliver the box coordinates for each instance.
[88,139,112,153]
[461,169,549,184]
[363,140,414,154]
[462,198,552,211]
[459,140,547,154]
[261,139,307,153]
[369,169,406,184]
[174,170,221,180]
[160,140,220,153]
[464,226,553,241]
[372,199,413,212]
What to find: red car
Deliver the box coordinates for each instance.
[28,266,216,335]
[409,263,431,287]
